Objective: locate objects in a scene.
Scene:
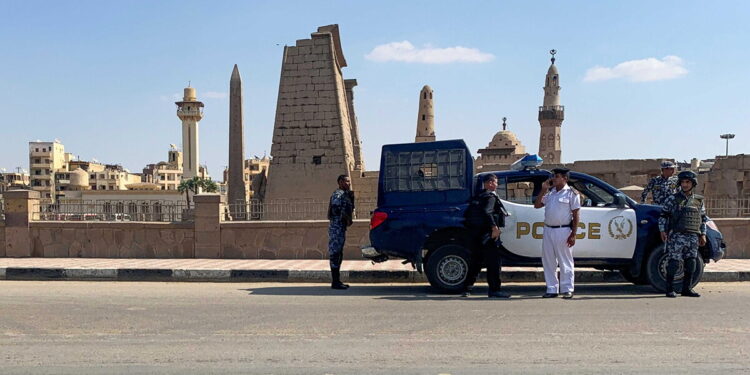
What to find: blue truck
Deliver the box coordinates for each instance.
[362,140,725,293]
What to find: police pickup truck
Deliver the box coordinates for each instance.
[362,140,725,293]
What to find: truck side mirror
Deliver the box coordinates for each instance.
[613,193,628,208]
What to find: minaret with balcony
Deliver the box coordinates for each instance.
[538,50,564,164]
[175,87,204,179]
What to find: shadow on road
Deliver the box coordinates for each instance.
[242,283,662,300]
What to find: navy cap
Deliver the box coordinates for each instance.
[551,167,570,174]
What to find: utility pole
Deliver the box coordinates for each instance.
[720,133,735,157]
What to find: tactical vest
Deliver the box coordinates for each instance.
[671,194,703,234]
[464,191,507,229]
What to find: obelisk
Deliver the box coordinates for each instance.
[228,64,247,215]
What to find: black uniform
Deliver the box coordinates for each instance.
[463,190,507,293]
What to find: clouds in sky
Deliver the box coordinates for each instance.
[365,41,494,64]
[584,56,688,82]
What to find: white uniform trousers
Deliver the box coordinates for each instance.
[542,227,575,293]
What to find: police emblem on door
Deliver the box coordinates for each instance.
[608,216,633,240]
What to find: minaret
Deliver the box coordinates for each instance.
[228,65,247,208]
[538,49,564,164]
[415,85,435,143]
[176,86,204,179]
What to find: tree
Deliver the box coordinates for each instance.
[177,178,196,207]
[178,177,219,207]
[200,178,218,193]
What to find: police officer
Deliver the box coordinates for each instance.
[328,174,355,290]
[534,168,581,299]
[641,161,678,205]
[658,170,707,298]
[462,174,510,298]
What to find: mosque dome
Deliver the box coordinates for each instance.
[69,168,89,188]
[489,130,524,150]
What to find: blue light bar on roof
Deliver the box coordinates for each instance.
[510,154,544,171]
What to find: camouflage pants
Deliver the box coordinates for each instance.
[328,222,347,269]
[666,232,699,261]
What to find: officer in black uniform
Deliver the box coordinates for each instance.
[462,174,510,298]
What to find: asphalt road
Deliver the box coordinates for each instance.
[0,281,748,374]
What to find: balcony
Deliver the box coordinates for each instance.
[538,105,564,112]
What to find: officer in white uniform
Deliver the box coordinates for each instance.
[534,168,581,299]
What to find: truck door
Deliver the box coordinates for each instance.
[500,177,636,259]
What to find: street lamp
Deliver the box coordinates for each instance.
[720,133,735,157]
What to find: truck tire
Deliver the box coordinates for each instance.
[645,244,704,293]
[425,244,471,293]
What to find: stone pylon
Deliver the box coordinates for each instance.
[264,25,359,205]
[228,64,247,214]
[415,85,435,143]
[538,50,564,164]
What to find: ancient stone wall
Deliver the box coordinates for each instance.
[704,154,750,198]
[28,222,194,258]
[351,171,379,207]
[0,222,5,257]
[712,218,750,258]
[265,25,357,204]
[221,220,368,260]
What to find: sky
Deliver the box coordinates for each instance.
[1,1,748,178]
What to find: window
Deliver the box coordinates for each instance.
[570,179,615,207]
[423,93,427,99]
[383,149,465,192]
[422,115,425,121]
[312,156,322,165]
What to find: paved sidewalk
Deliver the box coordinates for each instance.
[0,258,747,283]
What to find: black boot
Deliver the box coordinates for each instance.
[665,259,678,298]
[681,258,701,297]
[331,268,349,290]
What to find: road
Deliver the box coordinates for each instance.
[1,281,749,374]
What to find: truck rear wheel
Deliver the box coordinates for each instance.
[425,244,471,294]
[645,244,704,293]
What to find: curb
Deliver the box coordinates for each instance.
[0,267,748,283]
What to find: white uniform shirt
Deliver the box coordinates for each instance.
[542,184,581,226]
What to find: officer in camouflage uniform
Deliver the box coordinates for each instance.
[641,161,678,205]
[328,174,355,290]
[658,170,707,298]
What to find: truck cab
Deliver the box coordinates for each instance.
[364,140,725,293]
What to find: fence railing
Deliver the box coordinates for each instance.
[705,198,750,218]
[224,198,378,221]
[32,200,190,222]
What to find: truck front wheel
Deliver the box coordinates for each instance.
[425,244,471,293]
[645,244,704,293]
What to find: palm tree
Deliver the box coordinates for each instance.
[178,177,218,207]
[200,178,219,193]
[177,179,196,207]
